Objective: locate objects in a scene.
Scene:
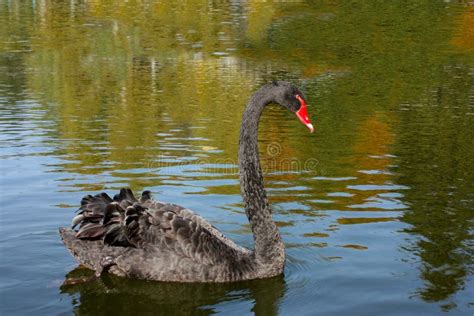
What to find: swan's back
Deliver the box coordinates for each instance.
[60,189,257,282]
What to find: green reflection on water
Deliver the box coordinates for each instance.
[1,0,473,314]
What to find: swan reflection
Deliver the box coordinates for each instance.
[60,266,286,315]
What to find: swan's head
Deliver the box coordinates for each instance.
[270,81,314,133]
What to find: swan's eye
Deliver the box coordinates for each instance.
[294,95,306,112]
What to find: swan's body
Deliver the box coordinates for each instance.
[60,81,313,283]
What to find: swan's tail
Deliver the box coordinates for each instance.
[59,227,106,269]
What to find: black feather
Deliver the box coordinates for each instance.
[140,190,152,202]
[76,222,105,239]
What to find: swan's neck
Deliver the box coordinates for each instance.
[238,87,285,268]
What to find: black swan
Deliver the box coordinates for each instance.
[59,81,313,283]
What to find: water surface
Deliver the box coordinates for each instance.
[1,1,473,315]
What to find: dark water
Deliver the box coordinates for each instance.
[1,1,473,315]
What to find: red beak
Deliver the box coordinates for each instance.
[295,95,314,133]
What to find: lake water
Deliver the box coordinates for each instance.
[1,1,473,315]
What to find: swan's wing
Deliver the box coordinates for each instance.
[72,189,249,266]
[73,189,156,246]
[122,203,244,265]
[140,199,250,255]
